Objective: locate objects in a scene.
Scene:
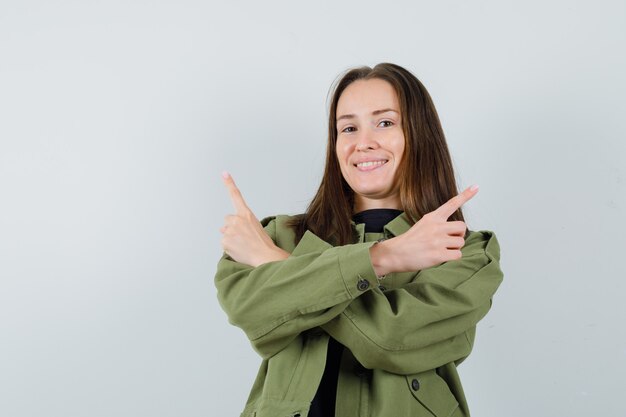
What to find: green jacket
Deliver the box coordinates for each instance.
[215,213,503,417]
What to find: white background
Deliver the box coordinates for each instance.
[1,1,625,416]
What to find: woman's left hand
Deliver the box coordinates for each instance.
[220,172,290,267]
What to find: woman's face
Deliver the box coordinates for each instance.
[335,78,405,212]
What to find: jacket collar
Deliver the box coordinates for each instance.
[383,212,414,237]
[350,211,414,238]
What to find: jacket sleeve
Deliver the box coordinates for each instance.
[320,230,503,374]
[214,216,378,359]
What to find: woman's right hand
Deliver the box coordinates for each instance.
[220,172,290,267]
[369,185,479,276]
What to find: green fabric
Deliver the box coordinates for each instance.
[215,213,503,417]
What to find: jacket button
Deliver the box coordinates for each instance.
[357,278,370,291]
[411,378,420,391]
[378,285,386,291]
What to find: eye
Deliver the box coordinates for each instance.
[341,126,356,133]
[378,120,394,128]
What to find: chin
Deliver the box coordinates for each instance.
[354,189,395,201]
[351,183,391,196]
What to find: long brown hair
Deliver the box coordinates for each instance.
[288,63,466,245]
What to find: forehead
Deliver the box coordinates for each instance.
[336,78,399,115]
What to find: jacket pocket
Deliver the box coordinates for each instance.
[405,370,460,417]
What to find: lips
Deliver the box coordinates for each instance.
[354,159,389,171]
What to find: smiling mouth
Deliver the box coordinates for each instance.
[354,160,389,171]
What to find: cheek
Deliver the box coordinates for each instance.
[335,141,350,163]
[393,136,406,160]
[335,139,344,153]
[337,156,349,175]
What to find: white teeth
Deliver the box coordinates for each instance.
[356,160,387,168]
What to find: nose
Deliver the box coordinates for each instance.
[355,129,379,151]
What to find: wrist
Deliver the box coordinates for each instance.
[251,247,289,268]
[369,239,396,277]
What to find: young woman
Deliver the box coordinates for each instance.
[215,62,503,417]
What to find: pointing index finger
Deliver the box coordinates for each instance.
[434,184,479,219]
[222,171,251,215]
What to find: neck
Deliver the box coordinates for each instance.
[353,196,402,213]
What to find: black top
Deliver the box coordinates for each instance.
[352,208,403,233]
[307,208,403,417]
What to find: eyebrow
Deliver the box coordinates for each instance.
[336,108,399,122]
